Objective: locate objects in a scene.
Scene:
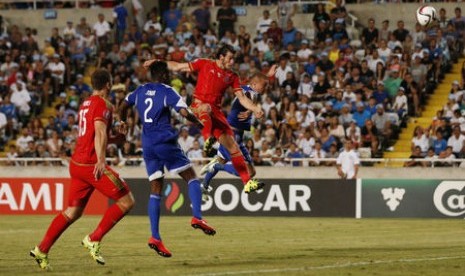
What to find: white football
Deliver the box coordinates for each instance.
[416,5,437,26]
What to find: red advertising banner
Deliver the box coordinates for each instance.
[0,178,107,215]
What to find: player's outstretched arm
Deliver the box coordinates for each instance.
[235,90,264,119]
[116,101,130,135]
[179,108,204,129]
[143,59,191,72]
[94,120,108,180]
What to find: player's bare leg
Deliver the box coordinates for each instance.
[179,168,216,236]
[194,101,216,155]
[84,193,134,265]
[31,206,84,270]
[147,178,172,257]
[219,134,264,193]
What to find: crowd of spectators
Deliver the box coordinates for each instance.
[0,0,464,168]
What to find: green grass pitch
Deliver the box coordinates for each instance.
[1,216,465,275]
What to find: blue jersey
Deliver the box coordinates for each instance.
[125,83,187,145]
[227,85,257,131]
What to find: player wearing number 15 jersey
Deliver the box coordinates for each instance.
[30,69,135,270]
[118,61,215,258]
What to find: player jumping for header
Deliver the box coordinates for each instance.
[118,61,215,258]
[30,69,135,270]
[143,45,265,194]
[200,70,276,198]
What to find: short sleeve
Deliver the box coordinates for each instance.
[188,58,208,72]
[93,99,112,125]
[165,86,187,112]
[336,154,342,165]
[125,88,138,106]
[353,153,360,165]
[231,74,241,92]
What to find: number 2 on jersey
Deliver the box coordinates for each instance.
[144,98,153,123]
[78,108,89,136]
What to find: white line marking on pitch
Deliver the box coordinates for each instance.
[192,255,465,276]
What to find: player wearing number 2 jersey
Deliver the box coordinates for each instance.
[30,69,135,270]
[143,45,265,194]
[118,61,215,258]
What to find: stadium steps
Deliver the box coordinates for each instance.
[379,58,465,167]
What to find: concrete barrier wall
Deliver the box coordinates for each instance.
[1,165,465,179]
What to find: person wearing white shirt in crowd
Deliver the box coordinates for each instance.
[256,10,272,35]
[297,40,313,62]
[346,120,361,146]
[47,54,65,94]
[255,37,270,53]
[447,126,465,157]
[16,127,34,154]
[93,13,111,50]
[298,129,315,156]
[450,110,465,133]
[424,147,439,167]
[0,54,18,76]
[131,0,145,29]
[259,140,274,158]
[411,23,426,46]
[367,51,384,73]
[377,39,391,62]
[393,86,408,118]
[187,140,204,165]
[0,108,6,145]
[297,73,313,98]
[411,126,430,155]
[443,95,460,118]
[143,12,162,33]
[261,95,276,118]
[337,140,360,179]
[310,140,326,166]
[63,21,77,41]
[177,126,195,153]
[10,81,31,116]
[296,104,315,129]
[275,57,293,86]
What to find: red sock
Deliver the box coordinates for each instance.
[199,112,212,139]
[230,151,251,184]
[89,204,125,242]
[39,213,71,253]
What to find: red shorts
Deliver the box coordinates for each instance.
[68,160,130,207]
[191,100,233,139]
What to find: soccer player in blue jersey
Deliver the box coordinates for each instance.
[200,70,274,196]
[118,61,215,258]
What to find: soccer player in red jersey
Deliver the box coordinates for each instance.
[30,69,135,270]
[143,45,265,193]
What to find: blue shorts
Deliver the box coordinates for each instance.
[143,141,191,181]
[217,130,252,164]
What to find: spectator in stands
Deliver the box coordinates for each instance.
[76,17,90,36]
[353,102,371,128]
[113,0,129,44]
[277,0,295,30]
[361,18,378,48]
[178,126,195,153]
[16,127,33,154]
[93,13,111,52]
[163,1,182,32]
[192,1,211,34]
[313,3,330,32]
[361,119,379,155]
[330,0,347,25]
[217,0,236,40]
[282,19,297,48]
[450,7,465,55]
[310,140,326,166]
[433,130,447,156]
[411,126,430,156]
[403,145,425,167]
[393,20,409,43]
[256,9,272,35]
[447,126,465,158]
[392,86,408,119]
[252,148,270,166]
[438,146,457,167]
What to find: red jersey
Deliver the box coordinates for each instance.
[188,58,241,107]
[72,95,113,164]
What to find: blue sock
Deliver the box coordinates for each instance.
[188,179,202,219]
[218,163,239,177]
[148,194,161,240]
[203,169,218,189]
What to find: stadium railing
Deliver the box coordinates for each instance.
[0,157,463,167]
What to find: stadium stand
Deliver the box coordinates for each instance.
[0,0,464,169]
